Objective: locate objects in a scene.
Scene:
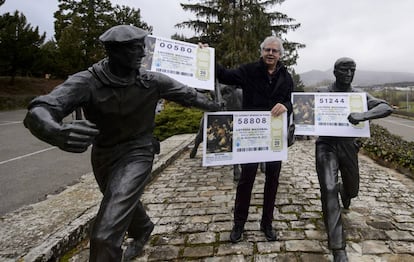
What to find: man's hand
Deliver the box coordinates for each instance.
[57,120,100,153]
[198,42,209,48]
[348,112,365,125]
[271,103,287,117]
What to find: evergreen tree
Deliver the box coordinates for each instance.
[112,4,153,32]
[55,15,85,76]
[0,11,46,83]
[54,0,113,74]
[36,40,60,77]
[176,0,304,68]
[54,0,153,76]
[291,69,305,91]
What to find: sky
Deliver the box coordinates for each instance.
[1,0,414,74]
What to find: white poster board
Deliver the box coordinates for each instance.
[143,35,215,91]
[292,92,370,137]
[202,111,288,166]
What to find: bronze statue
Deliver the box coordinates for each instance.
[24,25,220,262]
[316,57,393,262]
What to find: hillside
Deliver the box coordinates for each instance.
[0,77,63,110]
[300,69,414,87]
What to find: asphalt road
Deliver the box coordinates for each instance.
[0,110,92,216]
[0,110,413,217]
[372,114,414,142]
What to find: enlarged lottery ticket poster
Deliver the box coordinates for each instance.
[142,35,215,91]
[292,92,370,137]
[202,111,288,166]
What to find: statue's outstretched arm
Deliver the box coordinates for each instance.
[348,103,393,125]
[24,106,99,153]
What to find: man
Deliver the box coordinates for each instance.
[215,36,294,242]
[23,25,220,262]
[316,57,393,262]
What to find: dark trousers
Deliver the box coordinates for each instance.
[234,161,282,226]
[316,140,359,250]
[89,143,154,262]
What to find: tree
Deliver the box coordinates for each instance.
[55,16,86,76]
[112,4,153,32]
[176,0,304,68]
[218,1,272,66]
[35,40,60,77]
[54,0,113,74]
[0,11,46,83]
[53,0,153,76]
[291,69,305,91]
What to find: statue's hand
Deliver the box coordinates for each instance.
[209,101,223,112]
[348,112,365,125]
[56,120,100,153]
[24,107,99,153]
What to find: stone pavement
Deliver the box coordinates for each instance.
[68,137,414,261]
[2,135,414,261]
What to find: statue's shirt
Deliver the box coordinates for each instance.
[28,59,200,147]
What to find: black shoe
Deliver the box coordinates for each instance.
[332,249,348,262]
[260,224,277,241]
[339,183,351,209]
[230,224,244,243]
[123,221,154,261]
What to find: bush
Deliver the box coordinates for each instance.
[154,101,203,141]
[359,123,414,175]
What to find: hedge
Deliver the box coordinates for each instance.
[154,101,203,141]
[359,123,414,176]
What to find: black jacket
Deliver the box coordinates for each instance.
[216,58,293,115]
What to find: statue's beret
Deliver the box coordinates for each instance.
[99,25,148,44]
[334,57,356,68]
